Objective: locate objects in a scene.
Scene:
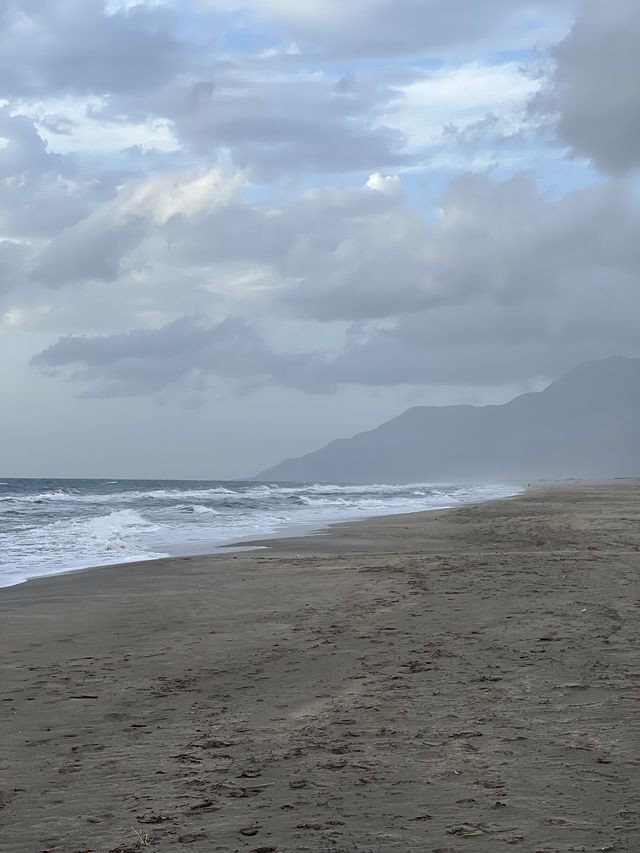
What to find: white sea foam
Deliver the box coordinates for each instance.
[0,508,168,586]
[187,504,221,515]
[0,479,522,588]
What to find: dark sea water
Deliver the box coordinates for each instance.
[0,478,522,588]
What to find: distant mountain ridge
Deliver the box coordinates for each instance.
[257,357,640,483]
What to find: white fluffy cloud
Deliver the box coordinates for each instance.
[388,62,540,151]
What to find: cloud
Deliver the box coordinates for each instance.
[0,104,141,257]
[0,240,30,305]
[153,173,443,320]
[532,0,640,174]
[24,98,179,156]
[2,2,555,182]
[324,276,640,387]
[192,171,640,325]
[386,62,540,150]
[6,1,639,406]
[106,63,412,179]
[198,0,573,59]
[31,315,330,396]
[0,0,189,99]
[0,107,60,178]
[30,165,244,286]
[7,12,413,178]
[30,170,640,394]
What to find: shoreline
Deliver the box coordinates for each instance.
[1,480,639,851]
[0,502,454,596]
[0,482,525,592]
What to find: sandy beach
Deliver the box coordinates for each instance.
[1,481,639,853]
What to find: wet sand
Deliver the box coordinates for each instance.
[1,481,639,852]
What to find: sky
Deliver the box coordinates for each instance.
[1,0,639,479]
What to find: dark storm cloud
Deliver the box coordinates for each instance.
[532,0,640,174]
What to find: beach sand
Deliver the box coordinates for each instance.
[1,481,639,852]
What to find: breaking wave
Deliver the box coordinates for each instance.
[0,477,522,588]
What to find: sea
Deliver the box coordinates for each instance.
[0,478,522,589]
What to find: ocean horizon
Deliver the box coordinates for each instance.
[0,477,522,589]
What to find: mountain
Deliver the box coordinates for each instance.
[257,357,640,483]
